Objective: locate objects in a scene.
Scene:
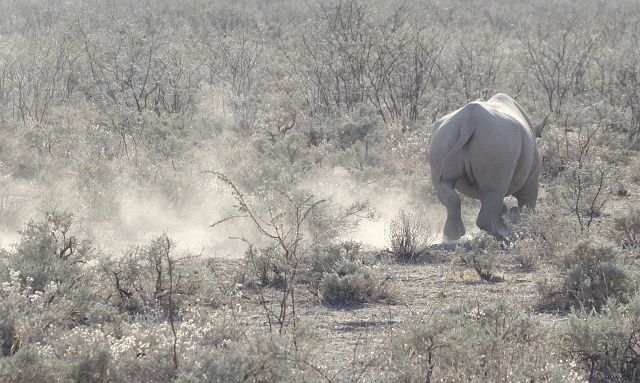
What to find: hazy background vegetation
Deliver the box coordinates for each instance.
[1,0,640,381]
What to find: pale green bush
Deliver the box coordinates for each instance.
[611,209,640,249]
[538,241,634,311]
[562,298,640,382]
[319,261,391,305]
[392,300,585,382]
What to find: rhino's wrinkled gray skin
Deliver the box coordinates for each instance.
[429,93,546,241]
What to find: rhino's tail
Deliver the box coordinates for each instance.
[437,124,476,184]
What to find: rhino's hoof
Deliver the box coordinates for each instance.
[444,221,465,241]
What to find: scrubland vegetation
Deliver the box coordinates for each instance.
[1,0,640,381]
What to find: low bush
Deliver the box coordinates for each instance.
[512,236,548,270]
[243,244,287,288]
[611,209,640,249]
[0,346,68,383]
[459,233,501,281]
[99,234,198,316]
[9,211,92,292]
[561,298,640,382]
[538,240,634,311]
[392,300,584,382]
[320,261,391,305]
[387,208,433,263]
[176,333,317,383]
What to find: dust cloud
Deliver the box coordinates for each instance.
[303,166,446,249]
[0,163,452,257]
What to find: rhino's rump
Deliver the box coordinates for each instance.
[430,94,539,199]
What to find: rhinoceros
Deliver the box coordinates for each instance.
[428,93,546,241]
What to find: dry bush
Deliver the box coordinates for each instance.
[512,236,548,271]
[513,203,579,263]
[0,346,69,383]
[458,233,501,281]
[387,208,435,263]
[243,244,286,288]
[99,234,197,317]
[176,331,319,383]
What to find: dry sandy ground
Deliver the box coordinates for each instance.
[212,244,584,379]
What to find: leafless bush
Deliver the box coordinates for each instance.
[100,234,197,318]
[387,208,435,263]
[521,20,596,119]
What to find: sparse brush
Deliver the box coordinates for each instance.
[244,245,286,288]
[177,331,319,383]
[511,235,552,271]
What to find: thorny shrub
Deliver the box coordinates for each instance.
[243,244,286,288]
[99,234,198,316]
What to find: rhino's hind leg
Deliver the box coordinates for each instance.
[477,191,512,241]
[514,177,539,211]
[436,181,465,241]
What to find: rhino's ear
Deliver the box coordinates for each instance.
[533,115,548,138]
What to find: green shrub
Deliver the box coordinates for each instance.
[0,212,95,342]
[611,209,640,249]
[302,240,364,288]
[0,346,68,383]
[319,261,391,305]
[11,211,92,292]
[562,298,640,382]
[539,241,633,311]
[392,300,583,382]
[100,234,197,315]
